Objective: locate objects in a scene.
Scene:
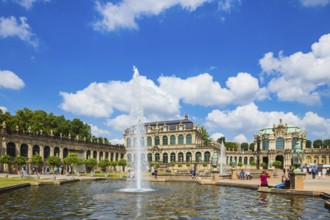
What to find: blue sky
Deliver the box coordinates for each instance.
[1,0,330,144]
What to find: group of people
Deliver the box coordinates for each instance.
[260,169,290,189]
[189,169,196,179]
[239,169,252,180]
[21,164,65,176]
[151,166,158,179]
[308,166,327,180]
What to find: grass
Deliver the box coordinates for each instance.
[0,177,52,188]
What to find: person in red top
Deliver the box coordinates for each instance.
[260,170,270,187]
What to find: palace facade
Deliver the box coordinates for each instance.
[123,114,220,168]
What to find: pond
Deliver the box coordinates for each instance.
[0,180,329,219]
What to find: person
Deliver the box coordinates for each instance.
[245,169,251,180]
[240,169,245,180]
[154,168,158,179]
[311,166,317,179]
[260,170,269,187]
[275,169,290,189]
[60,165,64,175]
[318,169,322,179]
[151,166,155,178]
[322,167,327,180]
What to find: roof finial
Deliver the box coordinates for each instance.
[184,113,188,120]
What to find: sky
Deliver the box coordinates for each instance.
[0,0,330,144]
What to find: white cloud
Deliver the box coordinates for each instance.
[59,73,180,119]
[299,0,330,7]
[0,70,25,90]
[0,106,8,112]
[218,0,241,13]
[233,134,247,143]
[90,124,111,138]
[110,138,124,145]
[14,0,49,10]
[158,72,267,107]
[0,16,39,47]
[205,103,330,141]
[210,132,224,141]
[93,0,210,32]
[259,33,330,105]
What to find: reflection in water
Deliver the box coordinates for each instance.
[0,180,329,219]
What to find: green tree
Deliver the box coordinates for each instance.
[272,160,282,168]
[306,140,312,148]
[31,154,44,168]
[225,142,239,151]
[14,156,27,172]
[323,139,330,148]
[217,137,226,145]
[63,153,83,174]
[260,162,266,169]
[0,155,12,173]
[237,162,243,167]
[118,159,127,172]
[110,161,118,172]
[85,158,98,173]
[47,156,62,168]
[250,161,257,167]
[249,143,255,151]
[201,127,211,146]
[241,143,249,151]
[313,139,323,148]
[98,159,110,172]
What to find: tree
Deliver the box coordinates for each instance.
[241,143,249,151]
[0,155,12,173]
[237,162,243,167]
[272,160,282,169]
[47,156,62,168]
[63,153,83,174]
[217,137,226,144]
[201,127,211,146]
[225,142,239,151]
[110,161,118,172]
[323,139,330,148]
[250,161,257,167]
[31,154,44,169]
[14,156,27,172]
[98,159,110,172]
[118,159,127,172]
[249,143,255,151]
[260,162,266,169]
[306,140,312,148]
[313,139,323,148]
[85,158,98,173]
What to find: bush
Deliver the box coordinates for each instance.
[202,162,207,167]
[178,163,182,167]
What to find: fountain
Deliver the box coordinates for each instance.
[120,66,152,192]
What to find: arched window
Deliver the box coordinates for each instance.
[162,136,168,145]
[127,154,132,162]
[105,152,109,159]
[99,152,103,160]
[147,137,152,146]
[44,146,50,159]
[186,134,192,144]
[54,147,60,157]
[163,153,168,164]
[262,138,269,151]
[178,135,184,145]
[170,135,176,145]
[155,153,160,162]
[93,151,97,158]
[204,151,210,162]
[292,137,298,149]
[127,138,131,148]
[20,144,28,157]
[244,157,248,165]
[239,157,242,163]
[195,152,202,162]
[63,148,69,158]
[116,153,119,161]
[32,145,40,155]
[178,152,184,162]
[249,157,254,163]
[7,142,16,157]
[155,136,160,146]
[186,152,192,162]
[147,153,152,162]
[276,137,284,150]
[170,152,176,162]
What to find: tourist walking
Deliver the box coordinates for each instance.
[260,170,270,187]
[311,166,317,179]
[322,167,327,180]
[240,169,245,180]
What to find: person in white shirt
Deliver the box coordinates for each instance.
[322,168,327,180]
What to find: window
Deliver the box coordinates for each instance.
[178,135,184,145]
[163,136,168,145]
[147,153,152,162]
[44,146,50,159]
[127,138,131,148]
[262,138,269,151]
[6,142,16,157]
[33,145,40,155]
[155,153,160,162]
[170,153,176,162]
[186,152,192,162]
[163,153,168,164]
[244,157,248,165]
[195,152,202,162]
[204,151,210,162]
[292,137,298,149]
[186,134,192,144]
[54,147,60,157]
[276,137,284,150]
[155,136,160,146]
[147,137,152,146]
[20,144,28,157]
[178,152,184,162]
[170,135,176,145]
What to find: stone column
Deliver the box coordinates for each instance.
[39,145,44,159]
[211,170,220,182]
[289,172,305,190]
[15,142,20,157]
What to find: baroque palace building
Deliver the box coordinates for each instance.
[123,114,221,169]
[225,119,330,170]
[0,122,125,173]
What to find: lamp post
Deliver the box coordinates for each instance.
[292,141,304,172]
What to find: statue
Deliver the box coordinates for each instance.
[211,151,218,170]
[231,159,237,169]
[2,121,6,129]
[269,159,273,169]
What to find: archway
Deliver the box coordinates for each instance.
[275,155,284,169]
